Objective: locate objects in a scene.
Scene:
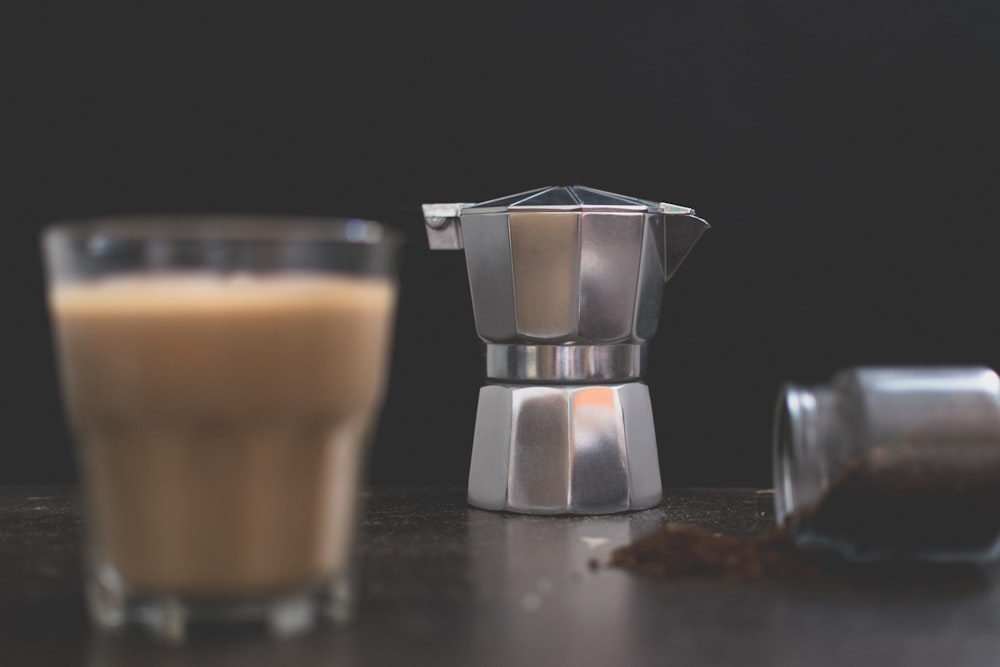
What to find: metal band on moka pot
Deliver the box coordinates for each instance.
[423,185,709,514]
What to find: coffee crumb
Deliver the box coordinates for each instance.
[608,523,823,580]
[587,558,600,572]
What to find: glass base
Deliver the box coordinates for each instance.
[86,564,355,644]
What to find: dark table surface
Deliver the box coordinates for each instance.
[3,485,1000,667]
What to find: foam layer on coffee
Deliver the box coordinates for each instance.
[52,274,396,598]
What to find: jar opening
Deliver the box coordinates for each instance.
[773,384,815,530]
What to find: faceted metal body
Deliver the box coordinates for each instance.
[424,186,708,514]
[469,384,662,514]
[426,185,708,345]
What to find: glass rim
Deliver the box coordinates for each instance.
[43,215,401,247]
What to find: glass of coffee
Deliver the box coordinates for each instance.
[42,217,400,642]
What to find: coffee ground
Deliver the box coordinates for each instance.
[609,523,824,580]
[802,441,1000,557]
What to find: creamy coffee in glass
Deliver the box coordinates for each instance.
[43,218,399,642]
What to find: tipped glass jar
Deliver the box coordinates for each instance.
[774,367,1000,561]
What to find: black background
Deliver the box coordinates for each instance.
[4,1,999,488]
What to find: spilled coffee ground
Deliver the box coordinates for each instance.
[608,523,826,580]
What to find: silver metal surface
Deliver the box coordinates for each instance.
[663,213,710,283]
[632,214,666,340]
[469,383,662,514]
[620,383,662,509]
[509,211,581,339]
[568,386,631,513]
[459,184,691,215]
[507,388,572,513]
[461,212,518,341]
[485,344,645,382]
[468,386,513,511]
[423,185,705,515]
[423,185,709,345]
[421,203,468,250]
[579,213,645,340]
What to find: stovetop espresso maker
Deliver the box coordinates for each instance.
[423,185,709,514]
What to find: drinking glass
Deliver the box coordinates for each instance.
[42,217,400,642]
